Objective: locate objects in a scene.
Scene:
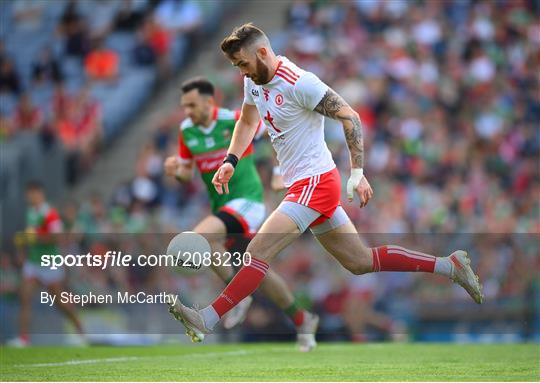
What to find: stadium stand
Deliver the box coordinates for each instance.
[1,0,228,248]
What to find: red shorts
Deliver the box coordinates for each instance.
[283,167,341,227]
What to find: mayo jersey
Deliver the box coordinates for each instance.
[26,203,62,264]
[243,56,335,187]
[178,107,264,212]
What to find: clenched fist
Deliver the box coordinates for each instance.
[164,156,179,177]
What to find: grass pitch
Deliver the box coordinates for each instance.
[1,343,538,381]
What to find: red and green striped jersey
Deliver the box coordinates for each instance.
[178,107,264,212]
[26,203,62,264]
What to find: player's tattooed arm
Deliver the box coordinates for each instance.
[314,89,364,168]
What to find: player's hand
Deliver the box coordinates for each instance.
[164,156,179,177]
[347,169,373,208]
[212,163,234,194]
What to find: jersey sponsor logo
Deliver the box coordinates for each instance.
[194,148,228,173]
[268,131,285,144]
[187,139,198,147]
[205,137,215,148]
[263,88,270,101]
[251,89,259,97]
[275,94,283,106]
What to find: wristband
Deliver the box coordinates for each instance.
[346,168,364,200]
[223,153,239,168]
[350,168,364,181]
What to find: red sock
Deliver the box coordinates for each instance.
[292,310,305,327]
[211,258,269,317]
[371,245,435,273]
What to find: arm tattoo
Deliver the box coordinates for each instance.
[314,89,346,119]
[314,89,364,168]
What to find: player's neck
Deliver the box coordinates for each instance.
[200,108,215,128]
[200,117,212,128]
[265,56,281,84]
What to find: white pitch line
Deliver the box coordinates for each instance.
[15,349,250,368]
[15,357,140,368]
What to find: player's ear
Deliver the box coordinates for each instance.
[256,46,267,59]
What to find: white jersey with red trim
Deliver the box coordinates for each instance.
[243,56,336,187]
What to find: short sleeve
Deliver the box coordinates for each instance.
[243,77,256,105]
[178,130,193,162]
[294,72,329,110]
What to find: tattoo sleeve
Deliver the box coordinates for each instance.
[314,89,364,168]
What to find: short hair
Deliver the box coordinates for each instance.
[220,23,268,57]
[181,77,214,96]
[26,180,44,192]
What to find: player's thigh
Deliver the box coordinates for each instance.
[20,276,38,302]
[46,281,64,297]
[246,209,301,262]
[193,215,227,235]
[193,215,227,248]
[315,220,372,275]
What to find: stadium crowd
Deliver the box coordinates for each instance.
[1,0,206,183]
[2,0,539,342]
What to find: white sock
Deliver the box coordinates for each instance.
[434,257,453,277]
[200,306,219,330]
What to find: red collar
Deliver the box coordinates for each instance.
[269,60,283,83]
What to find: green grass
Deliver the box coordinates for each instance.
[1,343,538,381]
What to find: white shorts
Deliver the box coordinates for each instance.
[23,262,65,285]
[218,198,266,234]
[277,203,351,234]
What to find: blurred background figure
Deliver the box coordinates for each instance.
[7,181,84,347]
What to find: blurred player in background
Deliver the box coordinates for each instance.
[168,23,485,342]
[8,181,85,347]
[163,77,318,351]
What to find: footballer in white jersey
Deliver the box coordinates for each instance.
[243,56,335,187]
[168,23,483,347]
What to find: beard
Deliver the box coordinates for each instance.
[252,56,271,85]
[192,109,211,126]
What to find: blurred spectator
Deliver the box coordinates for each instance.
[51,82,74,117]
[84,38,119,82]
[114,0,148,32]
[154,0,202,34]
[138,16,171,76]
[58,0,90,58]
[13,93,43,133]
[51,84,102,183]
[0,58,21,95]
[31,47,64,85]
[73,85,102,153]
[133,30,156,67]
[0,112,15,142]
[130,176,158,209]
